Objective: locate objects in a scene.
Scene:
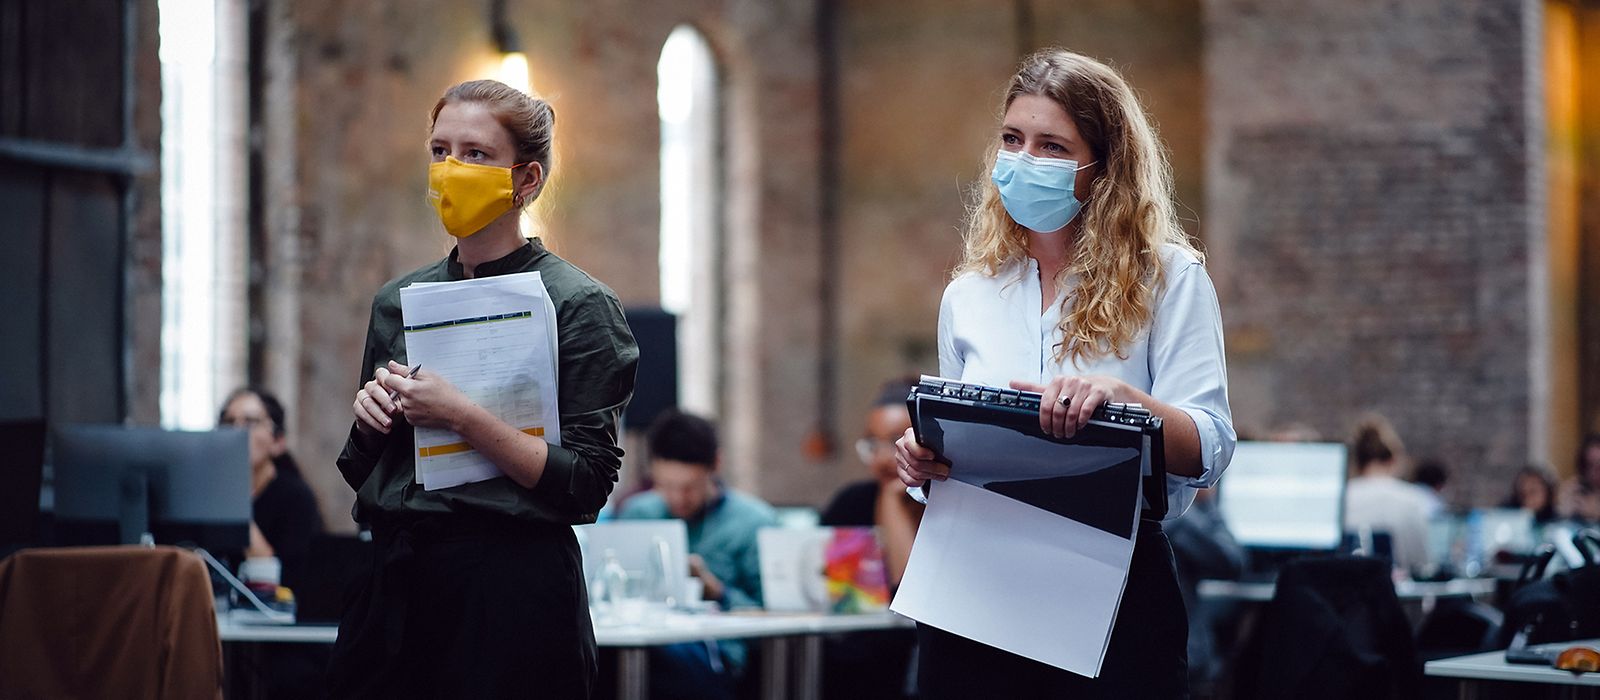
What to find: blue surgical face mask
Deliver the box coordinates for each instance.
[990,149,1097,233]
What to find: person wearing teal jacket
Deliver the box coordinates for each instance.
[617,410,776,699]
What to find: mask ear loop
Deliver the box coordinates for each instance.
[511,161,539,208]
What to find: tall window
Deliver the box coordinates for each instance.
[158,0,246,428]
[657,26,721,416]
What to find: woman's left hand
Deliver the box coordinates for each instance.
[1009,375,1130,439]
[380,360,473,431]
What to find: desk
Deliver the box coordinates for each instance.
[218,618,337,644]
[219,610,912,700]
[599,612,912,700]
[1426,641,1600,699]
[1199,576,1496,603]
[1200,577,1496,626]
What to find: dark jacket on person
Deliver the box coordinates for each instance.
[335,238,639,525]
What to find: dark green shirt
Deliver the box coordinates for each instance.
[336,238,638,525]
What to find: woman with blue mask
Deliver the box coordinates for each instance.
[895,49,1235,698]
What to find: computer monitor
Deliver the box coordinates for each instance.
[1468,507,1536,561]
[49,424,251,552]
[1217,441,1348,550]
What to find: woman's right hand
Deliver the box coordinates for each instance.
[352,364,402,435]
[895,427,949,488]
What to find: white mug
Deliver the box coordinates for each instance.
[682,576,705,606]
[239,556,282,588]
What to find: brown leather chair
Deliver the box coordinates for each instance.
[0,545,224,699]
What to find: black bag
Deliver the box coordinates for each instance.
[1500,531,1600,660]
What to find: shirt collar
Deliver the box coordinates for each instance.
[444,237,547,279]
[685,485,728,525]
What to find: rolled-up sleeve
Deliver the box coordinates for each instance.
[1148,260,1236,490]
[531,287,639,517]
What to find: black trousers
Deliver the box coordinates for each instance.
[326,514,596,699]
[916,522,1189,699]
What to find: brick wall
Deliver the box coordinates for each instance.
[1206,0,1544,505]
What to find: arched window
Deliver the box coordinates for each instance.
[158,0,247,428]
[657,26,721,416]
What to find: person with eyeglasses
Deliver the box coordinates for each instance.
[218,387,328,700]
[820,375,924,588]
[217,386,324,591]
[818,376,924,700]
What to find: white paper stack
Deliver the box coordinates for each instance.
[399,271,560,490]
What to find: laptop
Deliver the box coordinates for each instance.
[573,520,691,603]
[759,526,889,613]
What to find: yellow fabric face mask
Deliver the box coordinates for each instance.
[426,156,528,238]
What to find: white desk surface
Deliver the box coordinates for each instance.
[219,610,912,647]
[1425,640,1600,687]
[591,610,912,646]
[1198,576,1496,603]
[218,617,338,644]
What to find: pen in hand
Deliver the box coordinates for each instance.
[387,364,423,404]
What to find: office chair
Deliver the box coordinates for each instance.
[1231,556,1421,700]
[0,545,224,699]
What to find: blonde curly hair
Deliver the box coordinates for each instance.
[956,49,1202,365]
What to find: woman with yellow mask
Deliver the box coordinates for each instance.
[326,80,638,699]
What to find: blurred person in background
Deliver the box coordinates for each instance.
[819,375,924,700]
[618,409,776,700]
[821,375,924,585]
[1409,457,1451,517]
[1504,464,1558,524]
[218,387,326,700]
[218,387,323,591]
[1343,414,1431,574]
[1558,433,1600,523]
[621,410,775,611]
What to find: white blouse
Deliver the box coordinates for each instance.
[936,244,1236,519]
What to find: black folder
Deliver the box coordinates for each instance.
[908,376,1167,538]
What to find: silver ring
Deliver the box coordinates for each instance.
[1057,395,1071,407]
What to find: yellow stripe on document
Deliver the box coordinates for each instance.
[418,427,546,457]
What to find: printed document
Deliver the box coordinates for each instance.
[399,271,560,490]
